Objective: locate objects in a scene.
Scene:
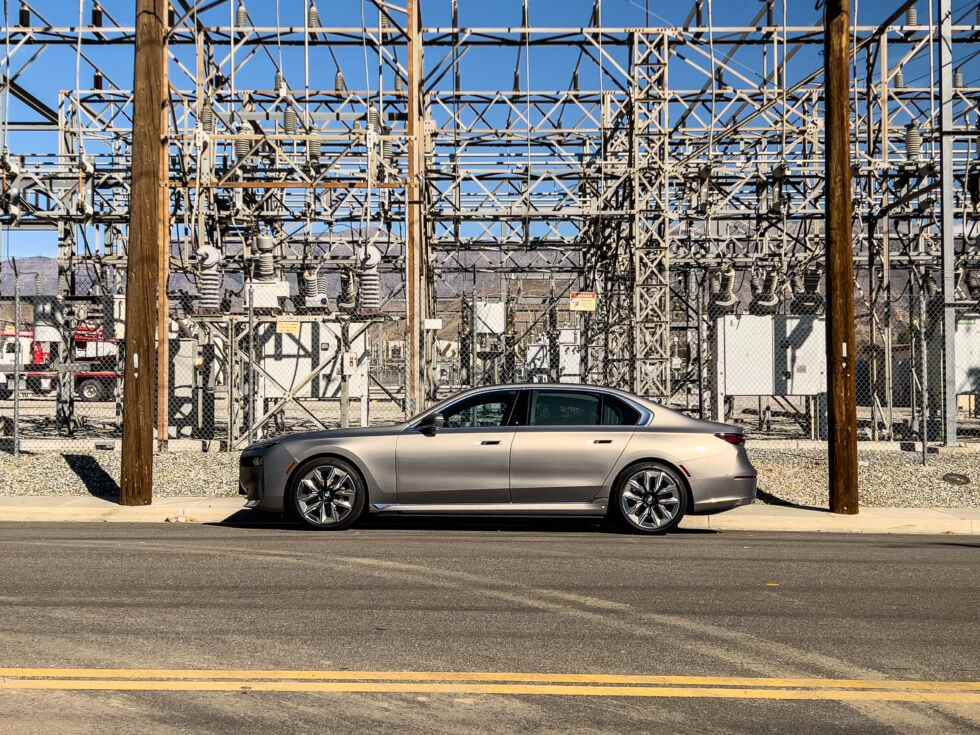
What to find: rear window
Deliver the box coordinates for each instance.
[530,391,600,426]
[601,396,641,426]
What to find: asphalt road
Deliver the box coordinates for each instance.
[0,519,977,734]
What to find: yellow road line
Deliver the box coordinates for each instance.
[2,679,979,703]
[0,669,977,693]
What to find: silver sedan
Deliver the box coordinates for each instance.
[239,384,757,534]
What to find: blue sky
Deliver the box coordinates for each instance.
[0,0,969,260]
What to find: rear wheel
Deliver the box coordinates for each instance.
[77,378,103,402]
[613,462,687,534]
[290,457,366,530]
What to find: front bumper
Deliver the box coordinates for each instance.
[238,453,265,502]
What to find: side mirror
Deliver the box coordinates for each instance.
[419,413,445,436]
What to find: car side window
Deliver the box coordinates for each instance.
[440,391,517,429]
[601,396,641,426]
[530,391,601,426]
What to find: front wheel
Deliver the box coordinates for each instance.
[290,457,366,530]
[612,462,688,534]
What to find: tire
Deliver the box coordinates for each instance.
[611,461,688,535]
[77,378,102,402]
[289,457,367,531]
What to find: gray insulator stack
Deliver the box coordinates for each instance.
[316,267,330,296]
[382,137,393,163]
[284,107,298,134]
[301,269,318,298]
[236,2,248,28]
[308,135,322,160]
[200,105,214,132]
[367,106,380,132]
[335,70,347,93]
[255,234,276,281]
[906,7,917,25]
[380,11,394,33]
[906,124,922,160]
[309,4,321,29]
[198,269,222,311]
[955,68,966,88]
[196,246,223,311]
[803,268,821,294]
[235,127,250,159]
[274,70,285,94]
[338,271,355,310]
[894,68,905,89]
[357,269,381,311]
[357,246,383,311]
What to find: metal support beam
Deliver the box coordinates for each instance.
[121,0,165,505]
[938,0,957,446]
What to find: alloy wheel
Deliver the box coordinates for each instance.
[619,468,682,531]
[295,464,358,528]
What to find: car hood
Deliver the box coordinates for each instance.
[276,424,408,444]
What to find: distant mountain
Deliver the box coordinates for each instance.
[0,257,60,295]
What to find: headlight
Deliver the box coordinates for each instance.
[250,455,264,467]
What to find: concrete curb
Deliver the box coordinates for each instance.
[680,505,980,535]
[0,497,977,534]
[0,496,245,524]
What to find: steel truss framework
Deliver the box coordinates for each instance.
[1,1,979,442]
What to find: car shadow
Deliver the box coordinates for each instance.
[756,487,828,513]
[209,511,716,535]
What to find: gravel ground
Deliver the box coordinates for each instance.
[1,446,978,508]
[0,451,240,500]
[750,447,980,509]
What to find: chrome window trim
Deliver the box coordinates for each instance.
[407,385,653,430]
[526,387,652,427]
[405,387,520,430]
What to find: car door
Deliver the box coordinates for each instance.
[509,389,638,503]
[395,389,518,504]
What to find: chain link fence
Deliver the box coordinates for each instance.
[1,268,978,505]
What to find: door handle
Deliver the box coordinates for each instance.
[593,439,613,444]
[481,440,501,445]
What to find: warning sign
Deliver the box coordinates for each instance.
[569,291,597,312]
[275,320,301,336]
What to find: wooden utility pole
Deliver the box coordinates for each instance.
[823,0,859,514]
[121,0,166,505]
[405,0,425,416]
[157,18,170,452]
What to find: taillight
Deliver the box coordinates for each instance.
[715,432,745,446]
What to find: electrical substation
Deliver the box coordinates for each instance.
[1,0,979,457]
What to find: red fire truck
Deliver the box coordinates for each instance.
[0,323,120,401]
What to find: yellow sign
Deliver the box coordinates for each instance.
[275,320,301,336]
[569,291,597,312]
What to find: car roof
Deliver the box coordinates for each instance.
[423,383,662,415]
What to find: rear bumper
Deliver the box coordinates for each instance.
[689,476,757,515]
[686,446,758,514]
